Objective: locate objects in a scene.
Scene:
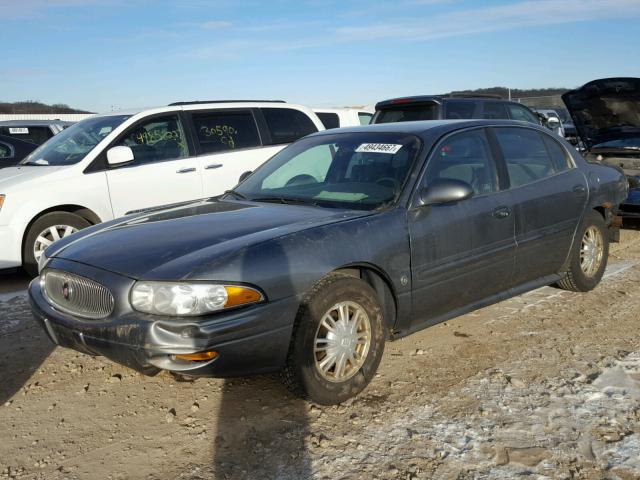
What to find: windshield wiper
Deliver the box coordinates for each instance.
[250,196,321,207]
[222,189,248,200]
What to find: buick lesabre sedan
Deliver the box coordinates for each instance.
[29,120,628,405]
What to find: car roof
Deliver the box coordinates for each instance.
[313,107,374,114]
[375,94,512,109]
[308,119,546,138]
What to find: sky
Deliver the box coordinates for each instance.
[1,0,640,113]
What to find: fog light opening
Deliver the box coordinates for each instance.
[173,351,219,362]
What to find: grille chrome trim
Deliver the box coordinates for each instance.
[43,269,114,319]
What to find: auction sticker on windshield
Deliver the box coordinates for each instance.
[9,128,29,134]
[355,143,403,154]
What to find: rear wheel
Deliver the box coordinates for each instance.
[557,211,608,292]
[281,273,386,405]
[23,212,90,276]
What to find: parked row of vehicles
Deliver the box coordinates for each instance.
[5,78,639,403]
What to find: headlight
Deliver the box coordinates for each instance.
[130,281,264,316]
[0,194,5,211]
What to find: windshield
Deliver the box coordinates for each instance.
[234,132,422,210]
[20,115,131,166]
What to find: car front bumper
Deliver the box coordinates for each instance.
[620,188,640,219]
[0,222,26,270]
[28,259,300,377]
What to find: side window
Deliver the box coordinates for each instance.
[508,104,539,124]
[424,129,497,195]
[483,102,509,119]
[261,145,333,189]
[261,108,318,144]
[444,101,476,119]
[316,113,340,129]
[114,115,188,165]
[494,127,557,188]
[192,111,261,154]
[358,112,373,125]
[542,134,572,172]
[0,142,13,158]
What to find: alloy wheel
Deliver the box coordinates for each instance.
[33,225,78,262]
[580,225,604,278]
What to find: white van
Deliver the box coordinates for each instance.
[0,101,324,274]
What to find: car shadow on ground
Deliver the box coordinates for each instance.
[212,375,312,478]
[0,297,55,406]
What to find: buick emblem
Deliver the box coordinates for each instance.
[62,282,73,301]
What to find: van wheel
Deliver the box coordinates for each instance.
[23,212,90,277]
[281,273,386,405]
[557,211,608,292]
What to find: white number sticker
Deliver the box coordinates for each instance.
[8,127,29,134]
[355,143,403,154]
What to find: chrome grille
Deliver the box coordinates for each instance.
[43,269,114,319]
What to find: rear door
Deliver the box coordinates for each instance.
[490,126,588,284]
[105,113,203,217]
[408,128,516,327]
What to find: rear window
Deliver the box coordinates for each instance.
[374,103,439,124]
[0,126,50,145]
[261,108,318,145]
[316,112,340,129]
[192,111,261,153]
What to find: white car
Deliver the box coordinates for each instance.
[313,107,374,129]
[0,101,324,275]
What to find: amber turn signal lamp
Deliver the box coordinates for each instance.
[224,286,263,307]
[174,351,218,361]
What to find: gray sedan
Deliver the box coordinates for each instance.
[29,120,628,405]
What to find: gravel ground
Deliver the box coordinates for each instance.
[1,229,639,480]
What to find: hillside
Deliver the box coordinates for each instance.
[0,101,92,114]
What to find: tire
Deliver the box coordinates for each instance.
[23,212,90,277]
[557,210,609,292]
[281,273,386,405]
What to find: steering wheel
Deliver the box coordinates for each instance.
[375,177,400,190]
[285,174,317,187]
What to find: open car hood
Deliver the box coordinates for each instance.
[562,77,640,150]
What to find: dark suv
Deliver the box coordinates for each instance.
[372,95,541,125]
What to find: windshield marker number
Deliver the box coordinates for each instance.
[355,143,403,154]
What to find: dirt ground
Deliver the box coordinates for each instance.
[1,230,640,480]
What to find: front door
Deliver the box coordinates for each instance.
[105,114,203,217]
[408,128,516,328]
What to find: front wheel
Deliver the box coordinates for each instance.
[281,273,386,405]
[557,211,609,292]
[23,212,90,276]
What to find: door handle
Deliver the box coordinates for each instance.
[492,206,511,219]
[176,167,196,174]
[205,163,223,170]
[573,184,587,194]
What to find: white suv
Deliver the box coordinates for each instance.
[0,101,324,275]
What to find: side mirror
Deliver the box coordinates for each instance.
[419,178,474,206]
[239,170,252,183]
[546,116,560,128]
[106,146,134,166]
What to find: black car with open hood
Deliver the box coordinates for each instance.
[563,77,640,217]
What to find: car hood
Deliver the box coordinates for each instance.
[0,165,67,191]
[562,77,640,150]
[50,198,371,279]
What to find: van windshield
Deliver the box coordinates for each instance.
[20,115,131,166]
